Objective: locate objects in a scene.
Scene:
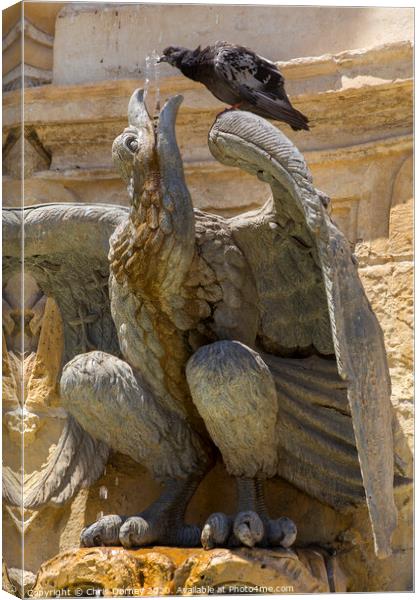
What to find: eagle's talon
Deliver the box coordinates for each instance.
[233,511,264,548]
[200,510,297,550]
[119,516,158,548]
[201,512,232,549]
[266,516,297,548]
[80,514,126,547]
[80,512,200,549]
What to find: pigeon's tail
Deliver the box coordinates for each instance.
[286,107,310,132]
[257,99,310,131]
[239,85,310,131]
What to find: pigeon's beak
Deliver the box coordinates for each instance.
[157,55,167,64]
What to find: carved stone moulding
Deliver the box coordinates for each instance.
[2,9,58,91]
[32,546,347,596]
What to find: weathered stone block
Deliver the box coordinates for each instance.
[32,546,347,596]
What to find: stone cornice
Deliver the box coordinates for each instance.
[306,134,413,166]
[3,41,413,226]
[30,133,412,186]
[3,41,413,128]
[2,17,54,51]
[277,41,412,81]
[3,76,413,160]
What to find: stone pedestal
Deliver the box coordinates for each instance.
[32,546,347,596]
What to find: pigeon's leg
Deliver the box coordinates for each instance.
[61,350,211,548]
[186,340,297,550]
[216,103,242,117]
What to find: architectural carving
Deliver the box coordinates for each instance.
[2,255,111,581]
[3,38,413,213]
[2,4,64,91]
[3,127,51,180]
[2,280,110,515]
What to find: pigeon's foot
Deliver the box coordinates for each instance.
[201,511,296,550]
[80,476,203,549]
[216,104,242,118]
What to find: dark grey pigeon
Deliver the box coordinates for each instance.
[158,41,310,131]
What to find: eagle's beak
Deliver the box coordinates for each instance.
[157,56,167,64]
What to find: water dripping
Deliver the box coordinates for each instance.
[99,485,108,500]
[144,50,161,119]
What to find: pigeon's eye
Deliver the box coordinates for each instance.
[125,136,139,152]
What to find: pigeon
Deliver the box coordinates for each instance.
[158,41,309,131]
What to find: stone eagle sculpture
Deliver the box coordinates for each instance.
[3,89,398,559]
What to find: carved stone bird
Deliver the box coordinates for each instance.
[158,41,310,131]
[8,90,403,559]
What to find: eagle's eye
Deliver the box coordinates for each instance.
[125,136,139,152]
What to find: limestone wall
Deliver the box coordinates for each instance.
[2,2,413,594]
[52,4,414,85]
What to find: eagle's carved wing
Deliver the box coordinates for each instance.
[3,203,129,509]
[4,204,128,362]
[208,111,396,558]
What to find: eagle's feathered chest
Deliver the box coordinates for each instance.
[107,213,258,417]
[108,219,193,417]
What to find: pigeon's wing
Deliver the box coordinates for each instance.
[211,43,309,129]
[3,203,129,509]
[209,110,398,559]
[213,42,285,94]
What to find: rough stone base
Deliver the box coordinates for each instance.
[32,546,347,596]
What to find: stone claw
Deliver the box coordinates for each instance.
[119,516,158,548]
[201,512,232,550]
[200,511,296,550]
[267,517,297,548]
[80,514,126,547]
[80,513,200,549]
[233,511,264,548]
